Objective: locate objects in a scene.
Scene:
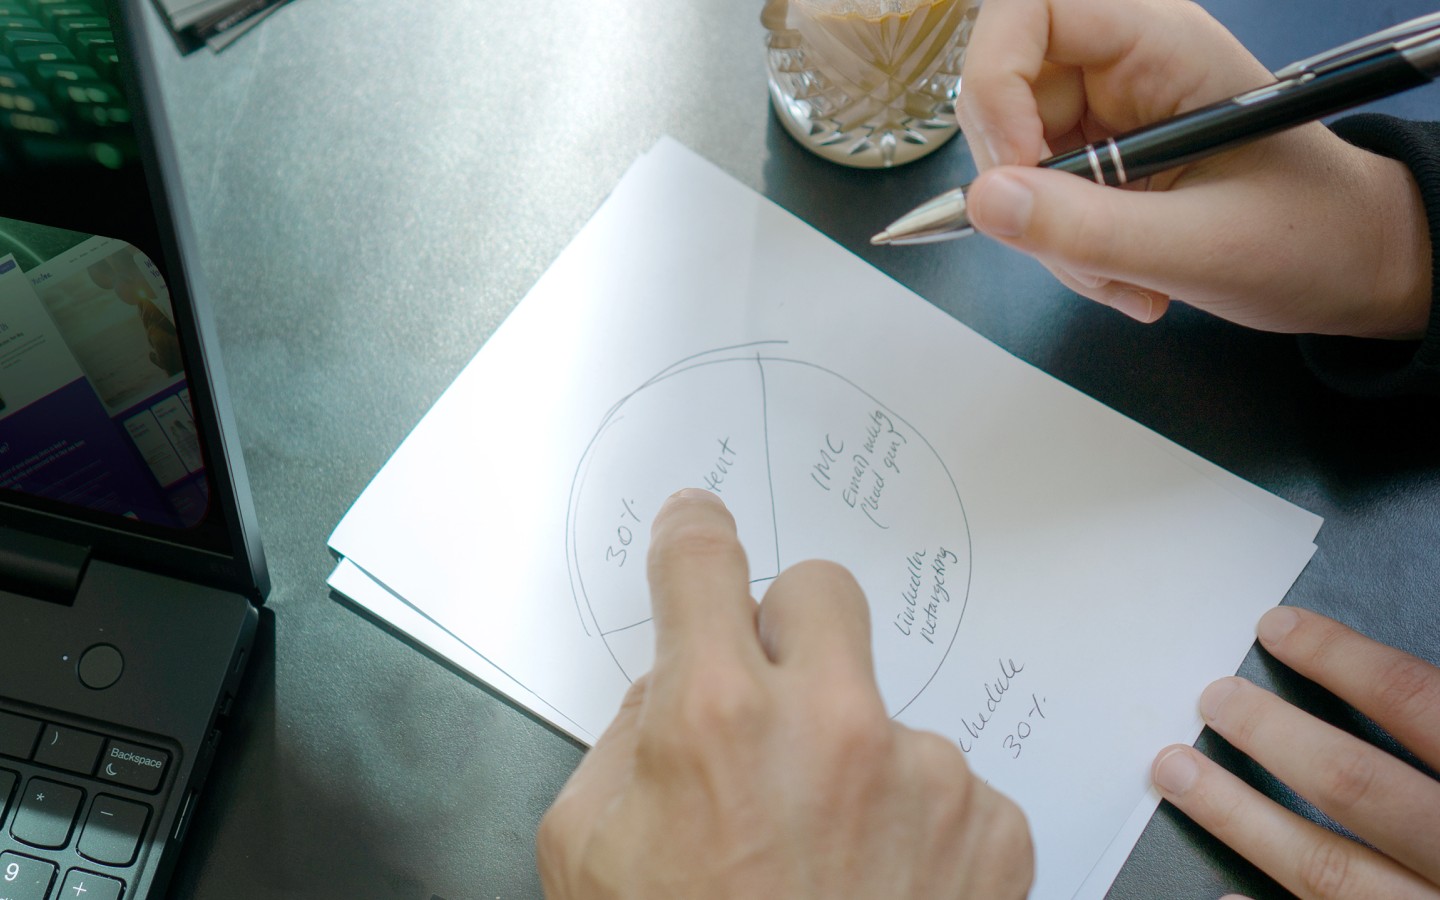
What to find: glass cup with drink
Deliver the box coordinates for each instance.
[763,0,980,168]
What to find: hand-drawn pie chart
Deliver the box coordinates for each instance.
[566,343,972,716]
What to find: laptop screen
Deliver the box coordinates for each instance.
[0,3,228,546]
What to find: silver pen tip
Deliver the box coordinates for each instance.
[872,186,973,246]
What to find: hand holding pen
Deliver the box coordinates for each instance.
[878,0,1436,337]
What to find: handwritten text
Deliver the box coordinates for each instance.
[701,437,737,493]
[957,657,1025,754]
[841,409,908,529]
[810,434,844,491]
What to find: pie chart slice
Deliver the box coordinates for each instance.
[568,348,970,712]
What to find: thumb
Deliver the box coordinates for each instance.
[965,166,1185,286]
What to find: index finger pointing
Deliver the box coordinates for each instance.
[647,489,764,671]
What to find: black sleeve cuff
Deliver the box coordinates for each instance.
[1296,113,1440,398]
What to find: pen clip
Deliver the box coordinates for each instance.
[1273,11,1440,78]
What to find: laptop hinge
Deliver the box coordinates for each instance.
[0,526,91,606]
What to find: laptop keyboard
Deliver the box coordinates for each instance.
[0,706,174,900]
[0,0,131,171]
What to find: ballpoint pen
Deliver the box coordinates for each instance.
[871,11,1440,246]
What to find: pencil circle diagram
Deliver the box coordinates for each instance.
[565,342,972,717]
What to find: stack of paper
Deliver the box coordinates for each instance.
[327,137,1322,899]
[152,0,290,51]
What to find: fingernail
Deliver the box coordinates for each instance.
[671,488,716,504]
[1109,289,1156,323]
[1256,607,1299,647]
[971,173,1032,238]
[1199,678,1241,722]
[1153,748,1199,795]
[1055,265,1109,290]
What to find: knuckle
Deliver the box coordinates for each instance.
[955,88,980,130]
[807,691,893,770]
[649,521,744,572]
[619,674,651,712]
[1297,839,1357,900]
[840,708,898,761]
[905,731,974,812]
[907,727,967,775]
[534,805,565,855]
[1171,0,1213,30]
[1216,690,1263,749]
[1203,784,1248,837]
[1304,619,1351,672]
[1319,746,1378,815]
[1371,654,1440,722]
[654,662,770,750]
[907,730,981,814]
[986,790,1032,850]
[535,798,580,868]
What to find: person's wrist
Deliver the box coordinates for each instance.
[1325,114,1440,343]
[1366,153,1432,341]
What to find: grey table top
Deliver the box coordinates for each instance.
[148,1,1440,897]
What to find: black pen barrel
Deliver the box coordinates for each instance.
[1047,50,1431,186]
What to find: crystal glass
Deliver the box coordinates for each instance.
[763,0,980,168]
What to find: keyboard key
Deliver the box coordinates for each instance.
[33,724,103,776]
[50,77,115,107]
[58,870,124,900]
[70,100,124,127]
[88,43,114,77]
[11,777,82,849]
[0,851,56,900]
[40,6,97,27]
[0,712,41,760]
[0,768,15,816]
[1,28,57,53]
[2,110,66,137]
[13,42,73,66]
[78,795,148,866]
[13,138,92,167]
[70,29,107,59]
[97,741,166,793]
[54,14,103,36]
[33,60,94,81]
[0,70,32,88]
[0,86,48,112]
[49,76,113,119]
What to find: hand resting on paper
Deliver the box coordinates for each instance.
[955,0,1432,339]
[536,488,1034,898]
[1151,607,1440,898]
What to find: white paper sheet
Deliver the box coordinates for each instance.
[329,138,1320,899]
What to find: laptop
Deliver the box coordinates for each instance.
[0,1,268,898]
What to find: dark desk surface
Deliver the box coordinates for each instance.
[149,0,1440,897]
